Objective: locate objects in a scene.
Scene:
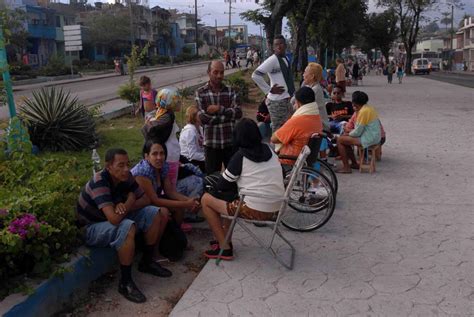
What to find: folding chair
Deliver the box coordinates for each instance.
[215,146,312,270]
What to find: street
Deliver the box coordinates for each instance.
[1,62,216,120]
[171,74,474,316]
[424,71,474,88]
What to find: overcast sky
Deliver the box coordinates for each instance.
[86,0,473,35]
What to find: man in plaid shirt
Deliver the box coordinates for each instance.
[196,61,242,174]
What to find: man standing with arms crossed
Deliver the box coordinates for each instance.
[252,35,295,133]
[196,61,243,174]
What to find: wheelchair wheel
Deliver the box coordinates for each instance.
[314,159,338,195]
[282,167,336,232]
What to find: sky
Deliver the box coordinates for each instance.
[82,0,473,36]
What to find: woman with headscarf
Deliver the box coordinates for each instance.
[200,118,285,260]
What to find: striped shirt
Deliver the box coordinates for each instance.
[76,169,144,226]
[195,82,242,149]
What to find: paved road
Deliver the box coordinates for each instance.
[423,71,474,88]
[171,75,474,316]
[1,62,217,120]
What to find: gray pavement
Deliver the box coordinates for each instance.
[1,61,229,120]
[171,75,474,316]
[425,71,474,88]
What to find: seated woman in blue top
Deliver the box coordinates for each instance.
[131,140,201,226]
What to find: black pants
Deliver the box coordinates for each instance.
[205,147,234,175]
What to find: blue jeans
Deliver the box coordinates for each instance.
[85,205,160,250]
[258,122,272,139]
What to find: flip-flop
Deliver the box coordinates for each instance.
[335,169,352,174]
[350,165,360,170]
[181,223,192,233]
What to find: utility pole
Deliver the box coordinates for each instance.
[228,0,231,51]
[450,4,454,70]
[195,0,199,56]
[128,0,134,47]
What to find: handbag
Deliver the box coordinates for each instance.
[159,219,188,262]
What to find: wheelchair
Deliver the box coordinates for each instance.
[278,133,338,232]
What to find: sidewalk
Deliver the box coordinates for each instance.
[171,75,474,316]
[12,60,211,92]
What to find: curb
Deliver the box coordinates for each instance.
[12,60,212,90]
[0,247,117,317]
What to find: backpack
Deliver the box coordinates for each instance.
[159,219,188,262]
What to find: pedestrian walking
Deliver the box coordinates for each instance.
[224,51,231,69]
[352,61,360,86]
[335,58,347,96]
[246,48,254,68]
[252,35,295,133]
[253,50,260,66]
[386,62,395,84]
[231,50,237,69]
[196,61,242,174]
[397,63,404,84]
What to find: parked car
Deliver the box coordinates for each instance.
[411,58,431,75]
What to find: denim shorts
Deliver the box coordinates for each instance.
[85,205,160,250]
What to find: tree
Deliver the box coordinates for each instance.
[288,0,316,73]
[423,21,439,34]
[219,37,238,50]
[241,0,294,55]
[0,7,29,62]
[83,11,131,55]
[441,12,452,31]
[363,10,399,63]
[378,0,437,74]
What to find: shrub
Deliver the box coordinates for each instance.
[117,82,140,104]
[151,55,170,65]
[0,151,87,298]
[19,87,97,151]
[225,71,250,102]
[38,55,75,77]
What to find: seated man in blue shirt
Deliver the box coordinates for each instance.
[77,148,171,303]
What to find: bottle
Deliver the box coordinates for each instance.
[91,149,101,175]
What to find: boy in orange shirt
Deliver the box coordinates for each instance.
[271,86,323,165]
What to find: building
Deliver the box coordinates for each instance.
[458,16,474,71]
[414,37,444,54]
[216,25,248,44]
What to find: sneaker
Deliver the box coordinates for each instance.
[209,240,233,250]
[203,248,234,260]
[118,280,146,303]
[138,261,172,278]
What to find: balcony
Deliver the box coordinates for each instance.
[28,24,56,40]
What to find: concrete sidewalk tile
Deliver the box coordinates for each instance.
[171,74,474,316]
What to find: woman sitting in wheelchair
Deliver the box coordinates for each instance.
[271,87,323,166]
[201,118,285,260]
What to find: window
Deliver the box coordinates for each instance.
[56,16,61,27]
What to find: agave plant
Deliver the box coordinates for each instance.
[19,87,97,152]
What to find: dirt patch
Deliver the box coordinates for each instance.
[56,226,212,317]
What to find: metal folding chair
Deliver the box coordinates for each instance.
[215,146,312,270]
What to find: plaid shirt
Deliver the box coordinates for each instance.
[195,82,242,149]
